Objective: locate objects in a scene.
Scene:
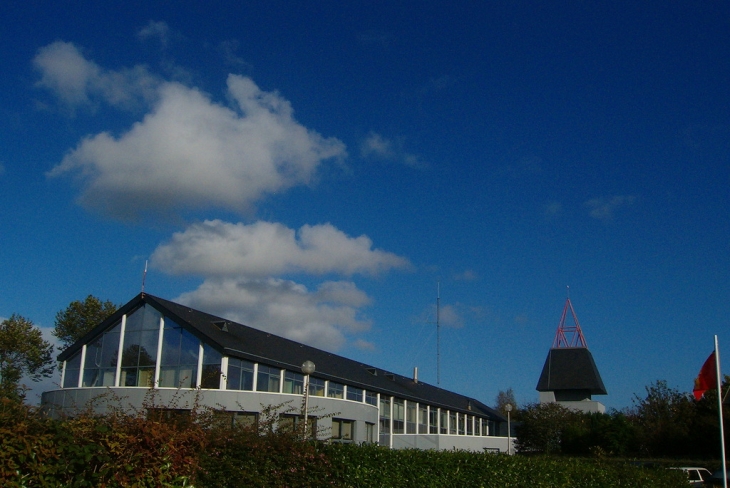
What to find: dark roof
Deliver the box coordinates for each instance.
[535,347,607,395]
[58,293,505,421]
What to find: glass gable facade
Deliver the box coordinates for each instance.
[160,318,199,388]
[121,305,160,387]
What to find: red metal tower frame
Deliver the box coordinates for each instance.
[552,297,588,348]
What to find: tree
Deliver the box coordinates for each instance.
[627,379,695,457]
[53,295,118,349]
[494,388,518,416]
[0,314,54,401]
[514,402,580,454]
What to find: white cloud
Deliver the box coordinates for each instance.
[33,41,159,110]
[354,338,376,351]
[438,304,463,328]
[47,75,346,218]
[360,131,424,169]
[137,21,171,47]
[584,195,636,220]
[151,219,410,277]
[175,278,371,351]
[453,269,478,281]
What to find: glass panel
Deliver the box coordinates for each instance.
[406,402,417,434]
[379,397,390,446]
[158,322,199,388]
[449,412,457,435]
[327,382,344,399]
[308,378,325,397]
[256,365,280,392]
[82,321,121,387]
[458,414,465,435]
[365,390,378,406]
[283,371,304,394]
[63,351,82,388]
[440,410,448,434]
[429,408,438,434]
[346,386,363,402]
[392,398,404,434]
[419,405,428,434]
[226,358,254,390]
[124,304,161,332]
[466,415,473,435]
[332,419,353,440]
[201,344,222,389]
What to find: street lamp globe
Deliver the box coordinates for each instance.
[301,360,316,375]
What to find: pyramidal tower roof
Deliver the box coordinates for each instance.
[536,297,607,396]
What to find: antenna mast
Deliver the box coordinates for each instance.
[141,260,148,294]
[552,291,588,348]
[436,280,441,385]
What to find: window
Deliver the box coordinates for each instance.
[466,415,473,435]
[332,419,354,441]
[365,390,378,406]
[226,358,254,390]
[393,398,404,434]
[379,397,390,446]
[234,412,258,429]
[308,377,325,397]
[211,411,258,429]
[458,414,465,435]
[279,415,316,437]
[256,365,281,392]
[63,351,82,388]
[327,381,344,399]
[120,305,161,387]
[449,412,457,435]
[418,404,428,434]
[488,420,498,436]
[159,319,199,388]
[365,422,375,444]
[481,418,489,436]
[406,401,417,434]
[83,321,122,387]
[346,386,363,402]
[283,371,304,394]
[440,410,448,434]
[429,407,439,434]
[200,344,222,389]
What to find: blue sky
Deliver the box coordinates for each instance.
[1,1,728,409]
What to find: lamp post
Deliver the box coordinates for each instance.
[504,403,512,455]
[301,360,316,438]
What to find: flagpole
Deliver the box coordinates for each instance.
[714,335,727,488]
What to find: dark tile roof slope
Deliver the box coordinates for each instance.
[535,347,607,395]
[58,293,505,421]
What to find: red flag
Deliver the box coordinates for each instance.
[693,351,717,400]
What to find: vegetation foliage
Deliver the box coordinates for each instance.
[0,315,54,401]
[53,295,118,348]
[0,388,699,488]
[514,379,729,459]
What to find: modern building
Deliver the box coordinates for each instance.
[536,297,607,413]
[42,293,510,452]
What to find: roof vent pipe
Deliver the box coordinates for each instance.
[413,366,418,384]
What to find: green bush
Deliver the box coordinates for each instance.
[0,396,690,487]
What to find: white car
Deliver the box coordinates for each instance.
[670,467,713,487]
